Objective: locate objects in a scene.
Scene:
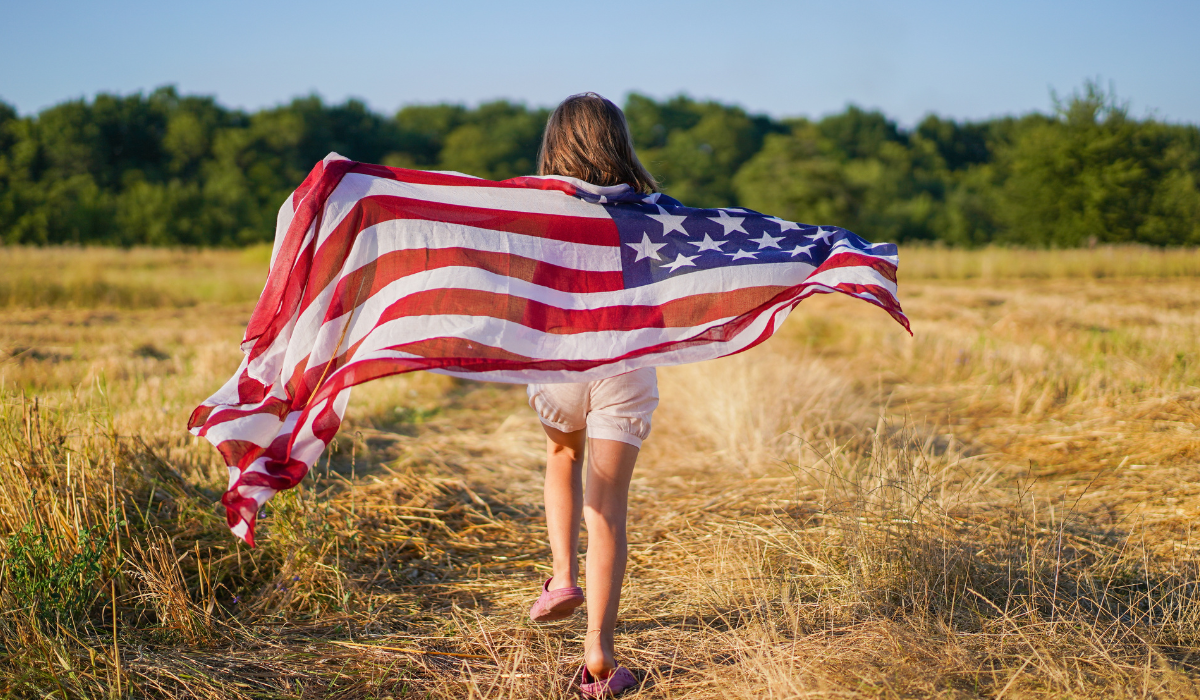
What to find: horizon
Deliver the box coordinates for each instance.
[2,80,1189,131]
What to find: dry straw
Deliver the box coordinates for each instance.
[0,245,1197,697]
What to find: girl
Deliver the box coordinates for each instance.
[525,93,659,698]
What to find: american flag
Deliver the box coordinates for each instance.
[189,153,909,545]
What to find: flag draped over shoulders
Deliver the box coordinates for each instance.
[189,152,910,545]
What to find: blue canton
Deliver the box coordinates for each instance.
[602,194,896,290]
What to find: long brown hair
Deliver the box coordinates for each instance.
[537,93,659,194]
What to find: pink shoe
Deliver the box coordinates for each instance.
[528,578,584,622]
[579,665,637,697]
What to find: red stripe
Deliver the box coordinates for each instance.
[324,248,624,320]
[349,162,551,190]
[216,439,263,472]
[188,404,215,431]
[372,286,787,334]
[818,251,898,283]
[193,397,292,438]
[831,282,909,332]
[299,194,620,320]
[292,158,327,210]
[244,158,355,356]
[357,195,619,246]
[348,163,583,199]
[501,175,580,195]
[272,276,887,410]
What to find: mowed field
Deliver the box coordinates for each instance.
[1,246,1198,698]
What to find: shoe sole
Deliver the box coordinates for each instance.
[530,597,584,622]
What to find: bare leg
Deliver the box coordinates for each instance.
[582,438,640,679]
[542,425,586,590]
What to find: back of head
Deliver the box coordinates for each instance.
[537,93,659,194]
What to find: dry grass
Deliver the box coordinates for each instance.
[902,245,1200,280]
[0,244,1197,698]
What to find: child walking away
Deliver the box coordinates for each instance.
[525,93,659,698]
[192,92,909,696]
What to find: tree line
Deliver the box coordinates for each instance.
[1,83,1197,247]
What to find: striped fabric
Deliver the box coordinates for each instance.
[189,153,910,545]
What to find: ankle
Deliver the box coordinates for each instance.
[584,630,616,678]
[585,649,616,678]
[548,572,577,590]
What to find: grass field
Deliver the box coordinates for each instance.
[1,245,1198,698]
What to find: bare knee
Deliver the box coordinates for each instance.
[548,439,581,463]
[543,425,586,464]
[584,502,628,536]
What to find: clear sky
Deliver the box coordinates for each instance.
[2,0,1197,125]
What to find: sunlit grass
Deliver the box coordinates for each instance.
[0,246,1198,697]
[0,245,271,308]
[903,243,1200,280]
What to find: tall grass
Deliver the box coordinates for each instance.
[651,351,1200,697]
[0,246,1198,697]
[903,244,1200,280]
[0,245,271,308]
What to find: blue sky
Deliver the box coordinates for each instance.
[2,0,1196,125]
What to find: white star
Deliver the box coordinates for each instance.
[710,209,747,236]
[789,243,816,257]
[767,216,800,233]
[662,252,699,272]
[812,226,838,243]
[688,233,727,253]
[750,231,784,249]
[724,249,758,261]
[625,232,667,261]
[648,205,689,236]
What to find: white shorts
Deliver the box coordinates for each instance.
[526,367,659,448]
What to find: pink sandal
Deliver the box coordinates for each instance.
[528,578,584,622]
[579,665,637,697]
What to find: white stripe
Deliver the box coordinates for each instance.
[349,312,739,363]
[347,217,623,272]
[831,239,897,265]
[202,410,293,448]
[271,197,296,269]
[317,173,613,245]
[805,263,897,296]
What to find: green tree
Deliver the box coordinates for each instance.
[438,101,547,180]
[625,94,781,207]
[734,111,941,242]
[1,83,1197,248]
[996,82,1200,246]
[389,103,468,167]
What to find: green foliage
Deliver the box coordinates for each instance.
[3,517,114,624]
[736,82,1200,246]
[626,93,783,207]
[1,81,1198,247]
[734,112,943,242]
[438,101,548,180]
[994,84,1200,246]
